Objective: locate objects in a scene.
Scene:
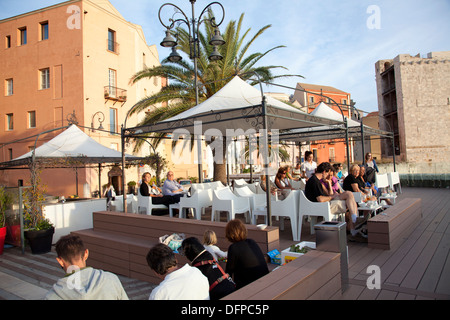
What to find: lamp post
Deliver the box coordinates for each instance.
[90,111,105,132]
[158,0,226,183]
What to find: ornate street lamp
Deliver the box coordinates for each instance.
[90,111,105,132]
[158,0,226,182]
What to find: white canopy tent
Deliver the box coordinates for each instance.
[5,124,139,166]
[279,102,395,167]
[123,75,345,222]
[129,76,343,136]
[0,124,142,196]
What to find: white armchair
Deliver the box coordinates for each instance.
[270,190,299,241]
[298,190,343,240]
[177,188,213,220]
[137,189,168,215]
[233,186,267,224]
[375,173,389,190]
[388,172,402,193]
[211,187,251,222]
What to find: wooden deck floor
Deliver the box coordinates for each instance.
[0,187,449,300]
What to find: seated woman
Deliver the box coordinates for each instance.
[225,219,269,289]
[292,163,302,180]
[260,175,279,199]
[181,237,235,300]
[285,165,298,181]
[358,166,377,195]
[320,166,342,196]
[139,172,175,206]
[343,165,367,194]
[274,167,295,199]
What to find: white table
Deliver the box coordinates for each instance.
[358,204,382,218]
[379,193,397,205]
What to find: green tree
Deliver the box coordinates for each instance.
[129,12,302,183]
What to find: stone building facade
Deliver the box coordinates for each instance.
[375,51,450,172]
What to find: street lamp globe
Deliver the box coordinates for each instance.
[208,46,223,61]
[209,28,225,46]
[160,29,177,47]
[168,46,183,62]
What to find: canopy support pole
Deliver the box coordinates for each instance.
[361,121,365,165]
[345,118,350,171]
[261,96,272,227]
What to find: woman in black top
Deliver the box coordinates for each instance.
[343,165,366,193]
[181,237,235,300]
[225,219,269,289]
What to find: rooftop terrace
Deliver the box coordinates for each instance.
[0,187,449,300]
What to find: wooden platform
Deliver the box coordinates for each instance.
[72,211,279,284]
[1,187,449,300]
[368,198,422,250]
[222,250,342,300]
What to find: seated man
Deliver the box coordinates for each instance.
[45,235,128,300]
[162,171,184,203]
[146,243,210,300]
[305,162,367,242]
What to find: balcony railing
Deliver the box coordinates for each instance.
[104,86,127,102]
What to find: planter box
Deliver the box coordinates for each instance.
[281,241,316,264]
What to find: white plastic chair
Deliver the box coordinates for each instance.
[177,188,213,220]
[353,192,363,203]
[298,190,343,240]
[289,178,306,190]
[233,186,267,224]
[211,187,251,222]
[270,190,299,241]
[388,172,402,193]
[137,189,168,215]
[375,173,389,190]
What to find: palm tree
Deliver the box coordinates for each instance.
[129,12,302,182]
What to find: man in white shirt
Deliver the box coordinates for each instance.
[146,243,210,300]
[162,171,183,203]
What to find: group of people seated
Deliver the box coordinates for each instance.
[304,161,368,242]
[148,219,268,300]
[139,170,185,207]
[46,219,269,300]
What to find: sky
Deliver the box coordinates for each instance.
[1,0,449,114]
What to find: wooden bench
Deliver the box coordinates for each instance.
[368,198,422,250]
[221,250,342,300]
[71,211,279,284]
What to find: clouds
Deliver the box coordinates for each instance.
[1,0,449,113]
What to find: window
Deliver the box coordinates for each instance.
[28,111,36,128]
[6,79,13,96]
[109,108,117,134]
[8,149,13,160]
[312,148,318,163]
[342,99,347,105]
[309,96,314,104]
[18,27,27,45]
[40,68,50,89]
[108,69,116,97]
[5,35,11,48]
[329,147,335,162]
[108,29,116,52]
[6,113,13,131]
[40,21,49,40]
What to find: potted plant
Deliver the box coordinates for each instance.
[0,186,13,255]
[23,173,54,254]
[127,181,137,195]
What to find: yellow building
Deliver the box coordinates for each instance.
[0,0,164,196]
